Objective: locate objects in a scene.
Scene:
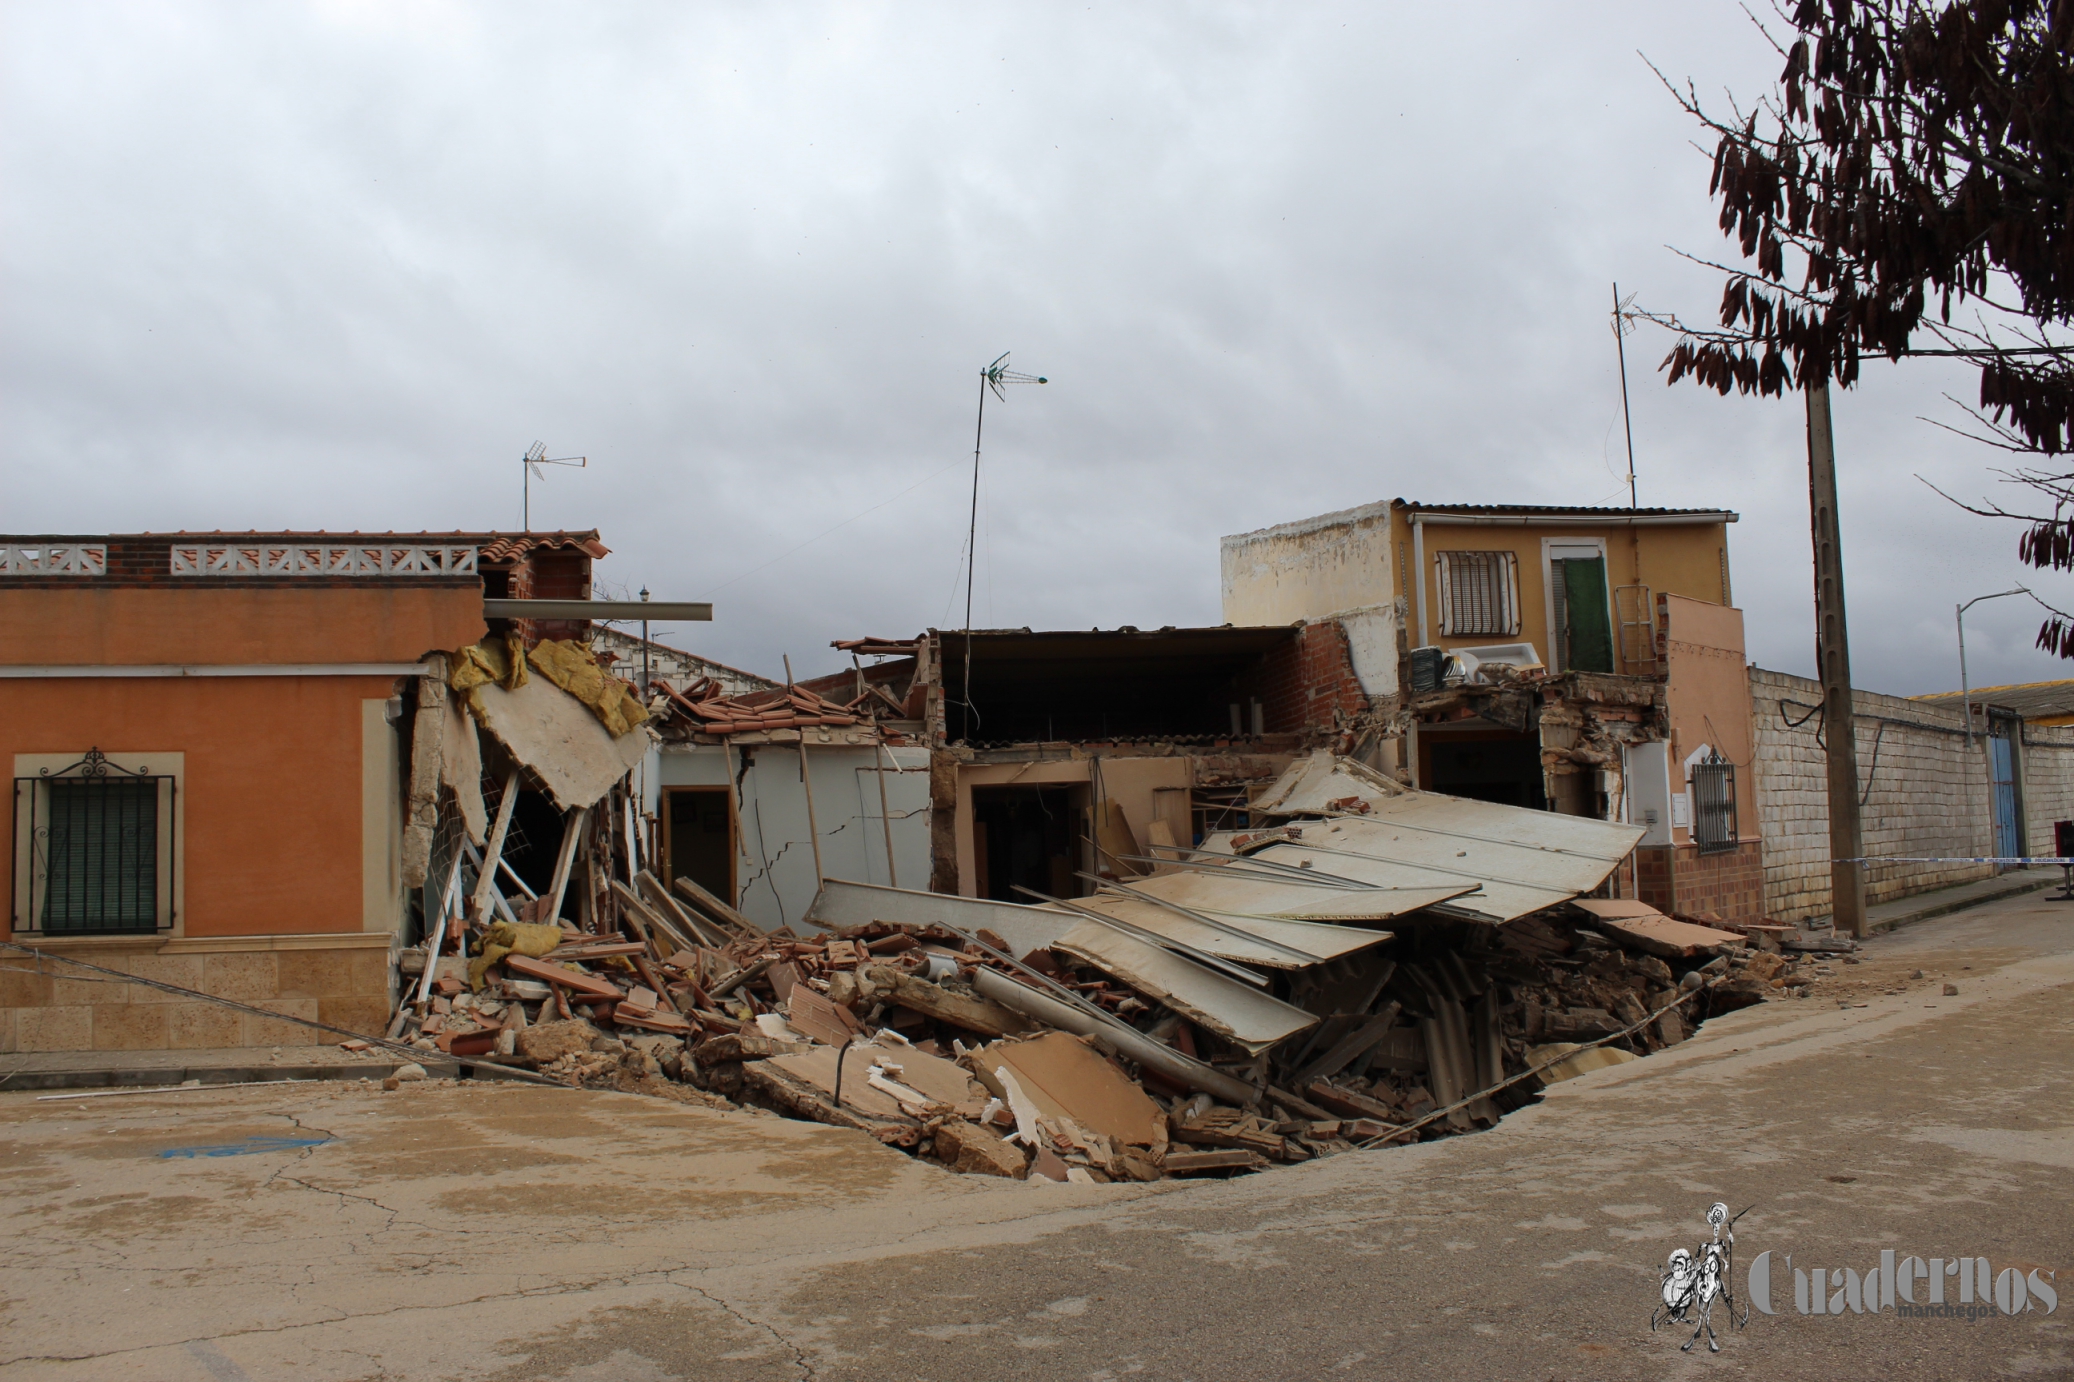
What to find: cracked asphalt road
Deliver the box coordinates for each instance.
[2,893,2071,1381]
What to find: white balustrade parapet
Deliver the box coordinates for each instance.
[0,545,107,575]
[168,545,477,576]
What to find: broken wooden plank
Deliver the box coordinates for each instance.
[1292,1002,1403,1086]
[1302,1080,1398,1122]
[1163,1149,1267,1174]
[672,873,765,938]
[859,965,1029,1039]
[503,954,624,1002]
[638,868,728,948]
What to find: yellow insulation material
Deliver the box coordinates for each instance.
[468,921,563,991]
[523,638,651,737]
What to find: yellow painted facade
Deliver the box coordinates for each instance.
[1390,505,1734,673]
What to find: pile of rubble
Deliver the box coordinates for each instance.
[393,753,1787,1183]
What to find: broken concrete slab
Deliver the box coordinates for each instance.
[967,1032,1166,1149]
[468,673,652,812]
[932,1118,1031,1178]
[1572,901,1743,959]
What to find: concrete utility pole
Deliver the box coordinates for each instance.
[1806,381,1867,936]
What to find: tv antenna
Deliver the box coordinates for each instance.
[1611,283,1640,509]
[521,441,587,530]
[964,354,1046,635]
[956,353,1045,740]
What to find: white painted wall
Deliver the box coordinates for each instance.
[1220,499,1397,626]
[651,741,930,931]
[1337,604,1403,699]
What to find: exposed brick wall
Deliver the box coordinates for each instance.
[1298,621,1371,734]
[491,546,595,647]
[1231,621,1368,738]
[1635,842,1765,922]
[1746,667,2074,922]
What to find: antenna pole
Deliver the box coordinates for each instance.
[966,371,986,634]
[963,371,986,742]
[1614,281,1638,510]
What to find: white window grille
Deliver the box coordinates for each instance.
[1435,551,1520,637]
[168,545,477,576]
[0,545,106,575]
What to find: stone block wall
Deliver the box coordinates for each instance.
[2020,723,2074,856]
[1748,667,2074,922]
[0,936,392,1053]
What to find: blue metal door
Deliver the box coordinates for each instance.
[1990,731,2020,862]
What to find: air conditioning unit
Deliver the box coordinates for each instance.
[1450,642,1543,683]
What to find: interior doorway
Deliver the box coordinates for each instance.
[663,787,736,908]
[1420,731,1547,809]
[971,784,1089,903]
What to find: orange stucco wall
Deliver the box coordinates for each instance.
[4,675,401,938]
[0,584,485,666]
[1662,593,1758,842]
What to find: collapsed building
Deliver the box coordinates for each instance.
[438,748,1789,1182]
[0,508,1798,1182]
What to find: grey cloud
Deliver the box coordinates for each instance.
[1,1,2057,694]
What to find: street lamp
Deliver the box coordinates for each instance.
[1957,587,2030,749]
[639,586,651,698]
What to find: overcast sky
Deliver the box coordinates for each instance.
[1,2,2059,693]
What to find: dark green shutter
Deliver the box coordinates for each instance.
[1562,558,1613,674]
[41,778,158,932]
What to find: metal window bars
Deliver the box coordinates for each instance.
[11,748,175,935]
[1691,751,1738,855]
[1434,551,1520,638]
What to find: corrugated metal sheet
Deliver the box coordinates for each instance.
[802,880,1076,954]
[1052,921,1319,1053]
[1209,754,1644,924]
[1065,886,1397,968]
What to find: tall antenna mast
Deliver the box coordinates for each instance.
[960,352,1046,740]
[1611,283,1639,509]
[521,441,588,530]
[965,354,1047,635]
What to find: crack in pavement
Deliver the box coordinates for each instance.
[670,1278,817,1380]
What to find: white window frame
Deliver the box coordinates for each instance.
[12,751,184,938]
[1542,537,1610,674]
[1433,550,1521,638]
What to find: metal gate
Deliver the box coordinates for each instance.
[1990,720,2022,865]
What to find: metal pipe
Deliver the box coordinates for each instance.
[1957,587,2029,750]
[1413,513,1429,647]
[970,967,1258,1106]
[873,738,900,890]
